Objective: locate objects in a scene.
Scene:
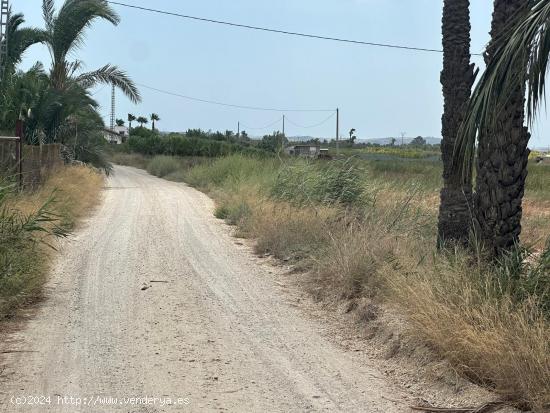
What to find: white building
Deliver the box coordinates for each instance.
[114,125,129,137]
[103,126,128,145]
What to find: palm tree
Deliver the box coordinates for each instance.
[127,113,136,130]
[348,128,356,144]
[437,0,477,246]
[150,113,160,131]
[40,0,140,141]
[0,63,50,140]
[136,116,148,128]
[457,0,531,255]
[115,119,124,127]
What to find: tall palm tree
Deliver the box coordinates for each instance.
[437,0,477,245]
[457,0,531,255]
[127,113,136,130]
[40,0,140,141]
[150,113,160,131]
[136,116,148,128]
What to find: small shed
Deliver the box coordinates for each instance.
[286,144,321,158]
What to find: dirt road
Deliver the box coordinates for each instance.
[0,166,409,412]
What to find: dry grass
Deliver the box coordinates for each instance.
[385,254,550,410]
[311,225,385,300]
[1,165,103,317]
[17,165,103,222]
[251,200,336,262]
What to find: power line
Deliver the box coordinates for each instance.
[107,1,466,55]
[285,112,336,129]
[136,83,333,112]
[240,117,283,130]
[91,85,106,95]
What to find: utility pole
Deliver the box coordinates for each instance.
[110,84,115,131]
[336,108,340,157]
[400,131,406,146]
[281,115,286,153]
[0,0,9,80]
[237,121,240,138]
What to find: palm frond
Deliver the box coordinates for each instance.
[51,0,119,62]
[7,12,24,35]
[3,13,47,74]
[67,60,84,78]
[8,27,47,66]
[42,0,56,32]
[455,0,550,173]
[75,64,141,103]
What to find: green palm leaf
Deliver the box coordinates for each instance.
[49,0,119,62]
[76,64,141,103]
[456,0,550,173]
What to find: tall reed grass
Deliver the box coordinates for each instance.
[0,166,103,317]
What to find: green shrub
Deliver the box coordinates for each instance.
[214,198,252,226]
[128,131,269,159]
[147,156,181,178]
[184,155,277,191]
[492,241,550,316]
[271,158,367,207]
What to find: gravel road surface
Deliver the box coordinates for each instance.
[0,166,408,412]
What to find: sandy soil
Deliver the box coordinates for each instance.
[0,166,419,413]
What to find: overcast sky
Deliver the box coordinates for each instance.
[12,0,550,147]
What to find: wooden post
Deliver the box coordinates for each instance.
[15,119,23,190]
[336,108,340,157]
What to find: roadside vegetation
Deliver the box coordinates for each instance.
[113,151,550,410]
[0,166,103,318]
[0,0,126,317]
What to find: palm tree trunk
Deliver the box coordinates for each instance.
[475,0,530,255]
[437,0,476,246]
